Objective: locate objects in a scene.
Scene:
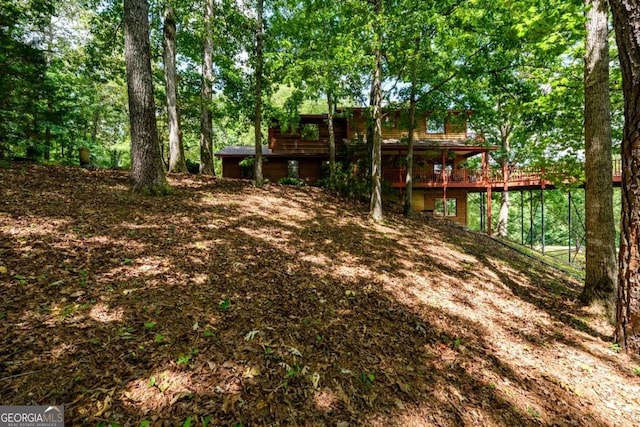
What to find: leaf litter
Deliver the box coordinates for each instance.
[0,164,639,426]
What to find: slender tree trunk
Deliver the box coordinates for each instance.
[403,49,417,217]
[199,0,215,175]
[327,90,336,184]
[497,123,511,238]
[610,0,640,353]
[164,5,187,173]
[369,0,383,221]
[253,0,264,186]
[124,0,168,193]
[582,0,617,318]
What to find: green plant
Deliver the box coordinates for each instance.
[609,342,622,353]
[177,354,192,365]
[218,298,231,311]
[177,349,199,365]
[238,157,255,168]
[79,270,88,286]
[278,177,306,186]
[144,321,156,329]
[14,274,26,285]
[633,366,640,376]
[360,371,375,387]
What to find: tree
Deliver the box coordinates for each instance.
[163,3,188,173]
[610,0,640,353]
[403,38,418,217]
[199,0,215,175]
[253,0,264,186]
[369,0,383,222]
[581,0,617,315]
[124,0,169,193]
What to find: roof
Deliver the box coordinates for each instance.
[215,146,271,157]
[215,145,332,159]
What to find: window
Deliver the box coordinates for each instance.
[427,118,445,134]
[301,123,319,140]
[287,160,299,178]
[434,198,457,217]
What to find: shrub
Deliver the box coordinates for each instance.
[278,177,306,186]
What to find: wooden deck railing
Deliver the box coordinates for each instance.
[383,159,624,189]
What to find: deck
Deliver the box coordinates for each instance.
[383,160,623,191]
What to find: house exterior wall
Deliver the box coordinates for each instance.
[221,158,243,179]
[344,110,469,141]
[221,157,326,184]
[413,188,468,226]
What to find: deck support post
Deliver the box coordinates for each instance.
[541,189,545,255]
[529,189,533,249]
[487,186,492,236]
[568,190,572,263]
[480,192,485,232]
[520,190,524,245]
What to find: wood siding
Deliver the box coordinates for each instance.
[270,116,348,155]
[221,157,326,184]
[346,111,469,141]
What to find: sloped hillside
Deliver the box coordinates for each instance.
[1,164,638,426]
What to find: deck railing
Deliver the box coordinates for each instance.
[383,159,624,188]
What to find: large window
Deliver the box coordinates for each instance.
[434,198,457,217]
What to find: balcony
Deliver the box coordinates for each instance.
[383,159,623,191]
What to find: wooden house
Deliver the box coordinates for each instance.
[340,108,495,227]
[215,115,348,184]
[215,108,497,228]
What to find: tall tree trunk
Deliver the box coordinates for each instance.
[403,49,417,217]
[124,0,168,193]
[369,0,383,222]
[253,0,264,186]
[582,0,617,318]
[497,123,511,238]
[199,0,215,175]
[164,4,187,173]
[610,0,640,353]
[327,90,336,184]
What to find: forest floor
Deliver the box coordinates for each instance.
[1,164,639,426]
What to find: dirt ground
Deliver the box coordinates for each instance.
[1,164,638,426]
